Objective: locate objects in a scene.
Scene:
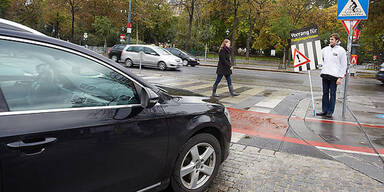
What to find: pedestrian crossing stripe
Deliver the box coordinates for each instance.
[253,90,290,108]
[141,76,163,80]
[188,84,214,91]
[165,80,197,86]
[290,26,323,72]
[291,40,323,72]
[220,87,264,103]
[200,84,242,96]
[143,76,291,111]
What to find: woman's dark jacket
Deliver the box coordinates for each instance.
[216,47,232,76]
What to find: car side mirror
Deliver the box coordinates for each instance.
[140,87,159,108]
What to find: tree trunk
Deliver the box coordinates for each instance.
[374,41,378,68]
[231,0,239,66]
[136,23,139,44]
[104,38,107,54]
[286,46,291,69]
[55,12,59,38]
[246,10,255,61]
[282,46,286,69]
[185,0,195,52]
[71,8,75,42]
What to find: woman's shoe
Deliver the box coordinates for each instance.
[212,85,219,97]
[228,85,239,96]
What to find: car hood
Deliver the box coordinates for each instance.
[155,84,221,106]
[188,55,199,60]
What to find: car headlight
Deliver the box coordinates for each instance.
[380,68,384,72]
[189,57,195,61]
[175,58,181,62]
[224,107,231,123]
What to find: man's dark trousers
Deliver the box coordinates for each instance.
[322,78,337,115]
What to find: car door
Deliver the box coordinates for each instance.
[143,47,158,67]
[131,46,144,65]
[0,38,169,192]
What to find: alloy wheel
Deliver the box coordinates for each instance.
[159,62,166,71]
[111,55,118,62]
[125,59,133,67]
[179,142,216,190]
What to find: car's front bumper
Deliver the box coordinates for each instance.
[167,62,183,68]
[187,60,200,66]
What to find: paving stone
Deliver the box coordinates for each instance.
[207,143,384,192]
[259,148,276,156]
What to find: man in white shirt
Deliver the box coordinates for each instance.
[317,33,347,118]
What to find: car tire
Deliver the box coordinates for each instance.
[191,64,196,67]
[125,59,133,68]
[171,133,221,192]
[111,55,118,62]
[183,60,188,66]
[158,61,167,71]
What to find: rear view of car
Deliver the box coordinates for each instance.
[108,44,127,62]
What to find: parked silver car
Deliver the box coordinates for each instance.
[121,45,183,70]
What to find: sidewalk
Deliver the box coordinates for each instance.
[200,60,383,126]
[208,144,384,191]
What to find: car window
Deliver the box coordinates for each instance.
[168,49,177,55]
[132,46,143,53]
[178,49,189,56]
[0,39,140,112]
[152,46,171,55]
[118,45,126,50]
[126,46,135,52]
[144,47,156,55]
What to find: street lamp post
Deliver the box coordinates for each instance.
[127,0,132,44]
[381,35,384,65]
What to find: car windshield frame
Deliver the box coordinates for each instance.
[152,46,171,55]
[177,49,190,56]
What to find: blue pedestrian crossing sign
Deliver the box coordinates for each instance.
[337,0,369,20]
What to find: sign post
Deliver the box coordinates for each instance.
[342,21,354,119]
[290,26,322,116]
[292,48,316,116]
[337,0,369,119]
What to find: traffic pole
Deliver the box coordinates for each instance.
[127,0,132,44]
[308,70,316,116]
[342,21,353,120]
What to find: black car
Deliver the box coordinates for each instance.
[0,19,231,192]
[165,47,200,67]
[376,63,384,84]
[108,44,127,62]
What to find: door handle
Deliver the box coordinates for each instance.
[7,137,57,150]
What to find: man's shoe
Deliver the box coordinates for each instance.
[316,112,327,116]
[325,113,333,118]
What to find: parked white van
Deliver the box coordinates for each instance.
[121,45,183,70]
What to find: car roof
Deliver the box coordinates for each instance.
[0,19,158,93]
[0,18,45,36]
[127,44,157,48]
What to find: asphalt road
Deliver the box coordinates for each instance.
[130,64,384,94]
[127,65,384,186]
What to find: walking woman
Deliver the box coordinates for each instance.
[212,39,239,97]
